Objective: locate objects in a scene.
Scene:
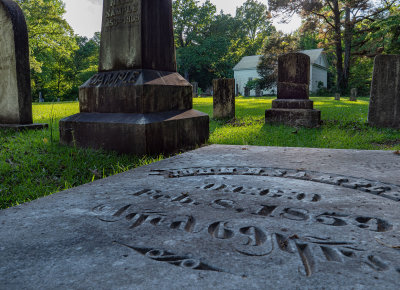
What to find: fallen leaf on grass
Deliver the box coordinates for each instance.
[394,150,400,155]
[43,138,48,144]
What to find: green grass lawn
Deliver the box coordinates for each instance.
[1,97,399,209]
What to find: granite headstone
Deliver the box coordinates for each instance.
[350,88,358,102]
[265,53,321,128]
[213,78,235,119]
[191,82,198,98]
[334,93,340,101]
[59,0,209,154]
[0,0,46,130]
[368,55,400,128]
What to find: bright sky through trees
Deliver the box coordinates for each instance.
[63,0,301,38]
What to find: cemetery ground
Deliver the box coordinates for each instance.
[1,96,400,210]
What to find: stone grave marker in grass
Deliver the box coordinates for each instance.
[350,88,358,102]
[213,78,235,119]
[265,53,321,128]
[0,0,47,130]
[368,55,400,129]
[1,145,400,288]
[59,0,209,155]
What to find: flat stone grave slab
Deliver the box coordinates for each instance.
[1,145,400,289]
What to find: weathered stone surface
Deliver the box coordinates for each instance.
[1,145,400,289]
[277,82,309,100]
[191,82,198,98]
[244,87,250,97]
[213,78,235,119]
[60,110,209,155]
[255,86,261,97]
[59,0,209,154]
[79,70,192,114]
[265,108,321,128]
[350,88,358,102]
[99,0,176,72]
[266,53,321,127]
[368,55,400,128]
[272,99,314,110]
[0,123,48,130]
[335,93,341,101]
[0,0,32,125]
[278,53,310,85]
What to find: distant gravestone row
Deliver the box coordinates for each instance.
[0,0,46,130]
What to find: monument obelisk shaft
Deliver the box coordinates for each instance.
[59,0,209,154]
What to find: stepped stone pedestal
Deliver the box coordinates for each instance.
[265,53,321,128]
[59,0,209,154]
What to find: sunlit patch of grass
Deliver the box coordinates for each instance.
[1,97,400,210]
[193,96,400,150]
[0,102,163,209]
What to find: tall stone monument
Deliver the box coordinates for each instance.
[368,55,400,128]
[213,78,235,119]
[0,0,46,130]
[59,0,209,154]
[265,53,321,128]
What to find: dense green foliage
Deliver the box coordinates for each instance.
[17,0,99,101]
[173,0,274,89]
[15,0,399,97]
[1,100,399,209]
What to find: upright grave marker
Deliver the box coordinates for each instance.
[265,53,321,127]
[350,88,358,101]
[0,0,46,130]
[191,82,198,98]
[368,55,400,128]
[213,78,235,119]
[59,0,209,154]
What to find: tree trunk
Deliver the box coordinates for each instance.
[343,7,353,93]
[333,0,344,93]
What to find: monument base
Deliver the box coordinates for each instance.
[59,110,209,155]
[0,123,48,131]
[265,108,321,128]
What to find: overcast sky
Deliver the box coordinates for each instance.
[63,0,301,38]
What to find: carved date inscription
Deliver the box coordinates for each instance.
[105,0,140,28]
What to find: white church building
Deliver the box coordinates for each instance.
[233,49,329,96]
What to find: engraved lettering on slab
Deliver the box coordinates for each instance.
[116,243,224,272]
[90,171,399,279]
[152,167,400,202]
